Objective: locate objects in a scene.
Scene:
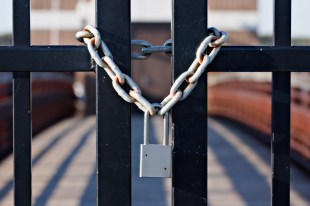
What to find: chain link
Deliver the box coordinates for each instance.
[76,25,227,116]
[131,39,172,60]
[131,40,152,60]
[77,30,172,60]
[112,74,141,103]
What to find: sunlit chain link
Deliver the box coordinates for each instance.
[131,39,172,60]
[157,27,227,115]
[76,25,227,116]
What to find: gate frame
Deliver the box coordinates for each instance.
[0,0,293,205]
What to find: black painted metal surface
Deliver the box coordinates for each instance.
[209,46,310,72]
[272,0,291,206]
[0,0,297,205]
[95,0,131,205]
[0,46,91,71]
[172,0,208,205]
[12,0,32,206]
[2,46,310,72]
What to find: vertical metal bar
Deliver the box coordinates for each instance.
[272,0,291,205]
[95,0,131,205]
[172,0,208,205]
[12,0,32,206]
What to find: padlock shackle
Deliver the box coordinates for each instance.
[143,111,150,145]
[143,109,169,145]
[163,112,169,145]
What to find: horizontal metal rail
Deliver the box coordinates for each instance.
[0,46,91,71]
[210,46,309,72]
[1,46,310,72]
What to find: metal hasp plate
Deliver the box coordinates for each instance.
[140,144,172,178]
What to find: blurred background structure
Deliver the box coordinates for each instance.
[1,0,310,205]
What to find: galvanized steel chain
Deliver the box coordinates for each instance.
[76,25,227,116]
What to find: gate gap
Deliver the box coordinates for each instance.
[131,0,172,102]
[291,0,310,46]
[290,72,310,204]
[208,0,274,46]
[0,0,13,46]
[131,113,172,206]
[208,71,310,205]
[30,0,95,45]
[0,2,13,193]
[207,72,272,205]
[131,1,172,205]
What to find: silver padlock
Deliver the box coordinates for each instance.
[139,111,172,178]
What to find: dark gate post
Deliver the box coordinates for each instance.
[272,0,291,205]
[12,0,32,206]
[172,0,208,205]
[96,0,131,205]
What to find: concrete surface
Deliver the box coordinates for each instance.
[0,115,309,205]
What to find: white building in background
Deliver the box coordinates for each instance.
[29,0,173,45]
[1,0,310,42]
[258,0,310,39]
[0,0,308,44]
[27,0,261,45]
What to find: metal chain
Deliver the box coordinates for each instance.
[131,39,172,60]
[76,25,227,116]
[77,30,172,61]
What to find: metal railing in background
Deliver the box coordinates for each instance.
[208,75,310,172]
[0,0,303,206]
[0,73,75,161]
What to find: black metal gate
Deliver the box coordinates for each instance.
[0,0,298,205]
